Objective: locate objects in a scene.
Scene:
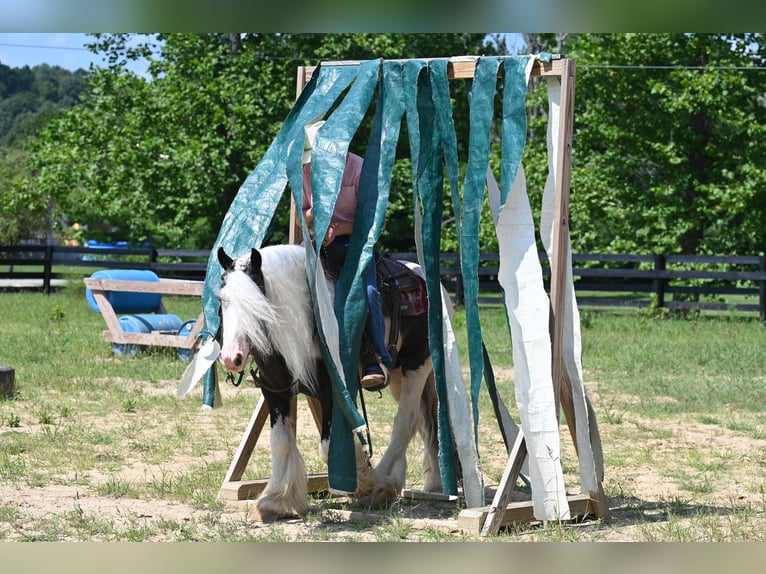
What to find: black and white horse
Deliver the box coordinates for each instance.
[216,244,445,520]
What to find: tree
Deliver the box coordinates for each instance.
[29,33,496,249]
[523,33,766,256]
[0,62,87,243]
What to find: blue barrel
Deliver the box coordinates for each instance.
[86,269,162,314]
[112,313,182,356]
[176,318,198,362]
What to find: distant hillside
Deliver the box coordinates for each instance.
[0,61,88,146]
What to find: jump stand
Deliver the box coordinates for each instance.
[85,276,205,355]
[215,55,610,534]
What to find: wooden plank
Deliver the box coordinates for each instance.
[220,394,271,488]
[400,489,459,503]
[218,393,327,502]
[90,290,124,340]
[101,330,200,349]
[548,57,578,445]
[458,493,596,534]
[219,473,330,502]
[84,278,204,296]
[480,430,527,536]
[298,55,564,90]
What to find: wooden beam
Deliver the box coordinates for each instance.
[457,493,596,534]
[548,58,577,442]
[480,430,527,536]
[297,54,564,90]
[84,278,204,296]
[219,473,330,502]
[219,394,270,490]
[217,393,327,502]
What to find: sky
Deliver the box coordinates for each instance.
[0,32,526,76]
[0,33,150,74]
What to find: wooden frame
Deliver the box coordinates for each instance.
[84,277,204,352]
[220,56,609,533]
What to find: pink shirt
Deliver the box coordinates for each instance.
[302,152,363,245]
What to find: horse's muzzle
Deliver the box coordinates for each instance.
[219,349,247,373]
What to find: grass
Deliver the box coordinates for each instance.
[0,279,765,541]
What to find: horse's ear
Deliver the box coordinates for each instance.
[217,246,233,270]
[250,248,262,273]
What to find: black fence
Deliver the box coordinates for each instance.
[2,244,765,320]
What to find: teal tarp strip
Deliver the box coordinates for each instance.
[415,62,457,496]
[461,57,501,446]
[499,57,532,207]
[403,60,427,265]
[311,60,381,492]
[202,64,359,337]
[199,64,360,408]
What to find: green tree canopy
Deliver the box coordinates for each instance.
[29,33,495,249]
[524,33,766,256]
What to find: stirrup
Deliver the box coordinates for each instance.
[361,363,390,392]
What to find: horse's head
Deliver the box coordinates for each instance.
[216,246,276,373]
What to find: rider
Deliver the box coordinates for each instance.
[301,121,393,390]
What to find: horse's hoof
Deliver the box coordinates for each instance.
[250,505,287,523]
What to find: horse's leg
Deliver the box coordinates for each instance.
[364,360,432,508]
[254,390,309,521]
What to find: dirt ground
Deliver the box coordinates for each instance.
[2,371,766,542]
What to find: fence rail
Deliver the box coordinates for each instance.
[2,245,765,320]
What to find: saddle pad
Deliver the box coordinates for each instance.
[376,256,428,316]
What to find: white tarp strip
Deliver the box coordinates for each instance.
[406,261,484,509]
[496,162,570,520]
[539,76,600,494]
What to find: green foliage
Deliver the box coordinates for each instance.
[28,33,495,250]
[0,62,87,243]
[14,33,766,257]
[562,33,766,256]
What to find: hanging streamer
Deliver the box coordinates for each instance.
[203,64,359,338]
[412,62,458,496]
[429,58,484,507]
[460,56,501,449]
[290,59,381,493]
[195,64,362,409]
[495,55,571,520]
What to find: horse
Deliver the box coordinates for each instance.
[215,244,447,521]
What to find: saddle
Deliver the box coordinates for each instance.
[375,254,428,319]
[319,241,428,392]
[357,253,428,392]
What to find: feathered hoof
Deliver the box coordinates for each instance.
[251,496,308,523]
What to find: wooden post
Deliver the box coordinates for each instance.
[0,365,14,399]
[43,244,53,295]
[653,253,667,310]
[548,58,578,444]
[759,254,765,323]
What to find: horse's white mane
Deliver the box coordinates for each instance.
[224,245,319,388]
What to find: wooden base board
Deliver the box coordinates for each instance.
[219,475,462,504]
[218,473,331,501]
[457,493,598,534]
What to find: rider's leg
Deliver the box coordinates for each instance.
[361,261,393,389]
